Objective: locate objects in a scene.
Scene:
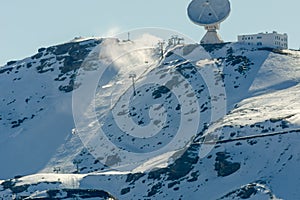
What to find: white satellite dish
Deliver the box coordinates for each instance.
[187,0,231,44]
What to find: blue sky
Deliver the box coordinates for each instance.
[1,0,299,66]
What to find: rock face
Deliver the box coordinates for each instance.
[0,37,300,199]
[214,152,241,177]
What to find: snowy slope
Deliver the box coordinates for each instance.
[0,38,102,178]
[0,36,300,199]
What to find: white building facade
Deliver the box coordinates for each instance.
[238,31,288,49]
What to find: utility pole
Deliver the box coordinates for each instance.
[129,74,137,96]
[178,37,184,45]
[73,159,81,173]
[172,35,178,45]
[168,35,184,47]
[53,167,61,174]
[157,41,165,59]
[127,32,131,41]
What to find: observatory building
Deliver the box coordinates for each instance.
[187,0,231,44]
[238,31,288,49]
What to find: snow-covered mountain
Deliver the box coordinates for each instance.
[0,35,300,200]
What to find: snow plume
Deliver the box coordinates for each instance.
[133,33,162,48]
[102,26,121,38]
[98,33,161,69]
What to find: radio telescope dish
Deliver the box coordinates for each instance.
[187,0,231,44]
